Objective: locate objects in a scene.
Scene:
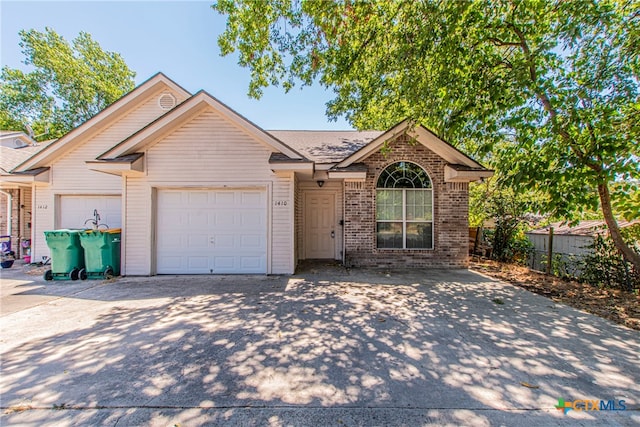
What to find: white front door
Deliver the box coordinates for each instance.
[304,192,335,259]
[59,195,121,229]
[156,189,267,274]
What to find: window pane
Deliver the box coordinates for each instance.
[424,193,432,221]
[377,222,403,248]
[407,204,416,220]
[406,189,432,221]
[408,190,424,205]
[376,190,403,220]
[406,222,433,249]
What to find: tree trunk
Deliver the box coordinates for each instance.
[598,183,640,271]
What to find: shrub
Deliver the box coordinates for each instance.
[581,225,640,291]
[485,228,534,265]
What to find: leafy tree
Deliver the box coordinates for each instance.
[213,0,640,270]
[470,178,536,263]
[0,28,136,139]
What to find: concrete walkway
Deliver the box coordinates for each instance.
[1,265,638,426]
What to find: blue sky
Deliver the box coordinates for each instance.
[0,0,352,130]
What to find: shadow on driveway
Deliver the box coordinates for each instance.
[1,268,638,426]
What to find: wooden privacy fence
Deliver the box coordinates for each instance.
[526,223,599,278]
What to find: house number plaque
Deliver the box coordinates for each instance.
[274,200,288,207]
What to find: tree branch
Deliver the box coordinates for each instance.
[505,21,601,172]
[487,37,521,47]
[598,182,640,270]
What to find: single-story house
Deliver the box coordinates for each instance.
[0,133,49,258]
[5,73,492,275]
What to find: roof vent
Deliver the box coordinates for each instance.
[13,138,27,148]
[158,93,176,110]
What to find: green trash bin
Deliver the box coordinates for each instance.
[43,230,85,281]
[78,228,121,280]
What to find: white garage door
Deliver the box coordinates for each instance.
[156,189,267,274]
[59,195,121,229]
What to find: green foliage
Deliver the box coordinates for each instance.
[541,253,585,280]
[484,228,533,265]
[581,225,640,291]
[0,28,135,139]
[611,181,640,221]
[469,178,544,227]
[214,0,640,268]
[471,180,536,264]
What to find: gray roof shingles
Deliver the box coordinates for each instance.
[267,130,383,164]
[0,145,49,175]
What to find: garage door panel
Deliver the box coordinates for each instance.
[215,214,235,227]
[157,189,267,274]
[187,234,209,250]
[163,192,183,205]
[216,192,235,205]
[241,211,263,226]
[188,211,208,227]
[188,191,209,205]
[242,192,263,205]
[158,256,181,270]
[214,234,235,249]
[241,257,262,269]
[214,257,235,269]
[188,257,209,269]
[241,235,263,248]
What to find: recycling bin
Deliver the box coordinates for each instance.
[78,229,121,280]
[0,235,11,253]
[43,230,85,281]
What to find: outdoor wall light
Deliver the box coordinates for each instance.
[317,180,325,187]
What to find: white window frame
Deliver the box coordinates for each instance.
[376,162,434,250]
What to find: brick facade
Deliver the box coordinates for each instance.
[344,134,469,268]
[0,192,6,237]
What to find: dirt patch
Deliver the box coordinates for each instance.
[470,259,640,331]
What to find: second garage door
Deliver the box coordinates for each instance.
[156,189,267,274]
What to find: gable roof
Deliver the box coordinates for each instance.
[335,120,487,169]
[268,130,383,163]
[13,73,191,172]
[99,90,306,160]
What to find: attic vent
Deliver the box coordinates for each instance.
[158,93,176,110]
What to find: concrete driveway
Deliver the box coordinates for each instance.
[1,265,638,426]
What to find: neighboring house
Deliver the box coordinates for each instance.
[526,220,640,276]
[0,133,48,258]
[7,73,492,275]
[0,131,35,149]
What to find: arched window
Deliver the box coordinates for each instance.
[376,162,433,249]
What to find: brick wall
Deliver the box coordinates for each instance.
[344,134,469,268]
[0,192,7,236]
